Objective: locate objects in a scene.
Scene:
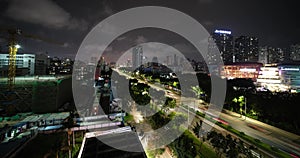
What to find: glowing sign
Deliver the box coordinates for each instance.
[280,67,300,71]
[214,29,232,35]
[239,68,257,72]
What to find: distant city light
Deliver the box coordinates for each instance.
[214,29,232,35]
[280,67,300,71]
[239,68,257,72]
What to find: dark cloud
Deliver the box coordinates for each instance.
[0,0,299,58]
[135,36,148,44]
[5,0,88,31]
[102,1,114,16]
[197,0,214,4]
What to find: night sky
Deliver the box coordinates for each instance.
[0,0,299,59]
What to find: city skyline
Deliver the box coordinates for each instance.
[0,0,299,59]
[1,1,300,157]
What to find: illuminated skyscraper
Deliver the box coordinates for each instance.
[290,44,300,61]
[208,29,234,64]
[258,46,284,64]
[132,46,143,69]
[234,36,259,62]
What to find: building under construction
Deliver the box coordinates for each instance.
[0,76,73,115]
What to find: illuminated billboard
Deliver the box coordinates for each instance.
[214,29,232,35]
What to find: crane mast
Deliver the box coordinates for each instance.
[4,29,21,91]
[1,28,62,115]
[8,36,18,91]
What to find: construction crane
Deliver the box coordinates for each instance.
[6,28,21,91]
[1,28,63,90]
[0,28,63,115]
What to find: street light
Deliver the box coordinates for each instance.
[15,44,21,49]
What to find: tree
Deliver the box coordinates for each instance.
[165,97,176,108]
[233,96,246,117]
[191,86,206,99]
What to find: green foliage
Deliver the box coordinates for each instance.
[146,148,166,158]
[168,111,176,119]
[225,89,300,135]
[191,85,206,100]
[147,111,171,130]
[196,111,205,117]
[165,97,176,108]
[129,79,151,105]
[124,113,134,123]
[169,130,217,158]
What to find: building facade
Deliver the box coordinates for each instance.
[208,29,234,64]
[234,36,259,62]
[256,64,300,93]
[220,62,262,80]
[278,64,300,92]
[290,44,300,61]
[258,46,284,64]
[35,53,50,75]
[256,66,284,92]
[0,53,35,76]
[132,46,143,69]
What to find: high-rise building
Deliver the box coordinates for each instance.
[290,44,300,61]
[0,53,35,75]
[132,46,143,69]
[258,47,268,64]
[173,54,178,66]
[208,29,234,64]
[35,53,50,75]
[48,57,61,75]
[166,56,171,66]
[234,36,259,62]
[258,46,284,64]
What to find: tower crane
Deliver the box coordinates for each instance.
[1,28,63,90]
[0,28,63,115]
[5,28,21,91]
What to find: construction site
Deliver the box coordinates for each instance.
[0,76,73,115]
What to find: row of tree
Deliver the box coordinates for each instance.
[192,122,259,158]
[192,72,300,135]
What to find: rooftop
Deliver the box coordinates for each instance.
[79,127,147,158]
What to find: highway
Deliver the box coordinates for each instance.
[113,68,300,157]
[219,110,300,157]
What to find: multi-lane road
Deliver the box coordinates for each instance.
[113,68,300,157]
[219,110,300,157]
